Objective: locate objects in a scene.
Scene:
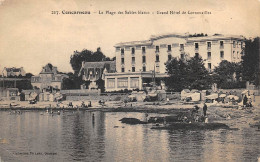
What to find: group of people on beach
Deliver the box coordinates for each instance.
[243,95,253,107]
[191,103,208,123]
[55,101,92,108]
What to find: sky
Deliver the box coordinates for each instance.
[0,0,260,75]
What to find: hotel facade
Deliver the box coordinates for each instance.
[104,34,245,91]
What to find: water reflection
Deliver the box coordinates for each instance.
[61,111,106,161]
[167,130,205,161]
[0,111,259,162]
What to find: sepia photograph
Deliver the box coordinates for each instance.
[0,0,260,161]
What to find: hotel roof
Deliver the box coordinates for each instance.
[114,33,245,47]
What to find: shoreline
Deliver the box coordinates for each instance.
[0,106,193,114]
[0,100,257,115]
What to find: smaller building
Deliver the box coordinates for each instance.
[2,67,26,77]
[78,61,116,89]
[21,89,40,101]
[31,64,68,90]
[0,87,20,101]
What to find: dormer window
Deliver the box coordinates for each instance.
[131,47,135,54]
[142,47,146,53]
[195,43,199,49]
[168,45,171,51]
[156,46,159,52]
[220,41,224,48]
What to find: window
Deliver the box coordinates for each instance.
[195,53,199,58]
[208,63,211,70]
[241,42,243,48]
[220,51,224,59]
[117,78,128,88]
[156,55,160,62]
[207,42,211,49]
[121,68,125,72]
[142,56,146,63]
[207,52,211,60]
[121,58,124,64]
[132,67,135,72]
[130,77,139,88]
[237,51,239,58]
[142,47,146,53]
[168,55,172,61]
[168,45,171,51]
[107,78,115,88]
[142,66,146,72]
[233,41,236,48]
[180,54,184,59]
[132,57,135,64]
[195,43,199,49]
[220,41,224,48]
[180,44,184,50]
[131,47,135,54]
[156,46,159,52]
[233,51,235,58]
[121,48,124,54]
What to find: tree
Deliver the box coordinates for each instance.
[47,63,53,70]
[25,73,34,78]
[111,56,116,61]
[62,73,84,89]
[70,49,92,75]
[165,56,211,91]
[212,60,244,89]
[165,58,188,91]
[242,37,260,86]
[96,78,105,92]
[0,80,33,92]
[70,47,108,75]
[186,56,212,90]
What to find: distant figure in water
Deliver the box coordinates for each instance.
[92,113,95,124]
[203,103,207,117]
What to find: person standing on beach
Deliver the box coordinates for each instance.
[203,103,207,117]
[243,95,248,107]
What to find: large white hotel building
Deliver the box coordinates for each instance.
[104,33,245,91]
